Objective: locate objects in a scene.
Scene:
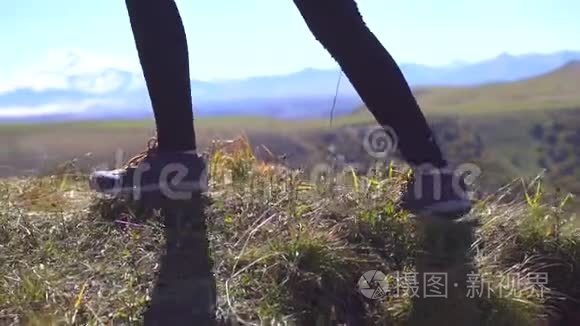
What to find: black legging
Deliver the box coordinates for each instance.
[125,0,447,168]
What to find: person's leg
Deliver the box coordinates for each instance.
[125,0,196,152]
[292,0,446,168]
[90,0,206,197]
[293,0,472,216]
[120,5,215,323]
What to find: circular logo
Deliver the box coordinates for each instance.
[363,126,398,159]
[358,270,388,300]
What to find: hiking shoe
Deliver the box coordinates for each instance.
[400,166,473,218]
[89,139,207,201]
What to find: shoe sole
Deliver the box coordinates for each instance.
[89,170,208,198]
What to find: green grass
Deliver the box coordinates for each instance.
[1,138,579,325]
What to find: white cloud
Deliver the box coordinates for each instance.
[0,98,124,118]
[0,48,141,94]
[69,70,129,94]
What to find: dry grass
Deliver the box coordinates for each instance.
[1,136,579,325]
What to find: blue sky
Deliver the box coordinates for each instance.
[1,0,579,84]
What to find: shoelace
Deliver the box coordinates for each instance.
[122,136,159,169]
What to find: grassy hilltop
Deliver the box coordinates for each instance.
[1,138,579,325]
[1,61,580,324]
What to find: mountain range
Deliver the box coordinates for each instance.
[1,50,579,122]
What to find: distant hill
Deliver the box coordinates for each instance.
[349,60,580,118]
[401,51,580,86]
[417,60,580,114]
[1,51,580,122]
[190,51,580,103]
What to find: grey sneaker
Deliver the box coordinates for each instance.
[89,141,207,201]
[400,167,472,218]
